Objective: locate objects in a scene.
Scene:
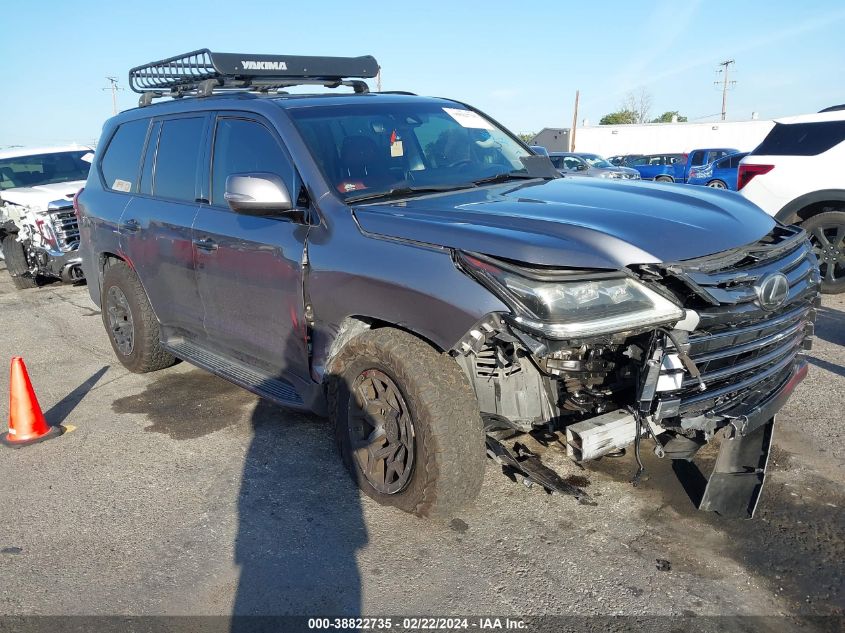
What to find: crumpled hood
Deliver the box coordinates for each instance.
[352,178,776,269]
[1,180,85,210]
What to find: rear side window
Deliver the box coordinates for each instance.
[211,118,294,206]
[752,121,845,156]
[153,117,205,202]
[100,119,149,193]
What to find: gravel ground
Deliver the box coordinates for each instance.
[0,265,842,630]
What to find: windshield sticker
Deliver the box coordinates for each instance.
[443,108,494,130]
[112,179,132,192]
[337,181,366,193]
[390,130,404,158]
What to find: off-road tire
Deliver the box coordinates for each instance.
[655,175,674,183]
[328,327,486,519]
[101,260,176,372]
[1,234,38,289]
[801,210,845,294]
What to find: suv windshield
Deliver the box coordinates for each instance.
[288,102,533,200]
[0,150,91,191]
[580,154,614,169]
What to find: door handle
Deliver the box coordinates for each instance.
[193,237,218,252]
[123,218,141,233]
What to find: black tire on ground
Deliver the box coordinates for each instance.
[1,234,38,289]
[655,175,674,183]
[328,327,486,519]
[802,210,845,295]
[706,179,728,189]
[101,260,176,372]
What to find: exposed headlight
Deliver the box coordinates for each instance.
[598,171,621,179]
[459,253,684,339]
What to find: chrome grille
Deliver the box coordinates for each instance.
[659,226,820,418]
[49,209,80,251]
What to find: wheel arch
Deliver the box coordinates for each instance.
[775,189,845,225]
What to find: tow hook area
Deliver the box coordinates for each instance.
[484,432,597,506]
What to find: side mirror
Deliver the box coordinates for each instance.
[576,163,588,171]
[224,173,292,215]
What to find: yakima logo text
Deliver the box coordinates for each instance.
[241,60,287,70]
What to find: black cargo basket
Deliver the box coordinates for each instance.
[128,49,379,105]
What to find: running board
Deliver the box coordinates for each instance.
[163,339,305,408]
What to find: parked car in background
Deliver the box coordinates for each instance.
[687,152,748,190]
[608,154,642,166]
[0,146,92,289]
[624,153,687,182]
[530,145,549,156]
[549,152,640,179]
[680,148,739,183]
[739,110,845,293]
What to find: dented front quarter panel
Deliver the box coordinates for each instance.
[305,195,509,381]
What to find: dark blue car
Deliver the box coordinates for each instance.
[687,152,749,190]
[623,153,686,182]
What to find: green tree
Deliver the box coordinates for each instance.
[517,132,536,144]
[651,111,688,123]
[599,109,638,125]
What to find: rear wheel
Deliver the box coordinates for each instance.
[101,260,176,372]
[1,234,38,289]
[706,179,728,189]
[803,210,845,294]
[655,175,673,183]
[328,327,486,519]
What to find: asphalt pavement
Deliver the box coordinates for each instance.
[0,264,842,629]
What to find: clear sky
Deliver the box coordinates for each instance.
[2,0,844,147]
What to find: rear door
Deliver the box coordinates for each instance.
[120,113,210,336]
[192,113,309,379]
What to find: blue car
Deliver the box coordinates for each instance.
[687,152,749,190]
[623,153,687,182]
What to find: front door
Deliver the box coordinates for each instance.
[192,114,309,380]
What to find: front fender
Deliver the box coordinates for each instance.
[307,232,507,382]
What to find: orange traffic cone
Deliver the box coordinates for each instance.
[1,357,63,448]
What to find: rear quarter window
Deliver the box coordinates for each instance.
[752,121,845,156]
[99,119,150,192]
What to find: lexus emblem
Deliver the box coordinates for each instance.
[756,273,789,310]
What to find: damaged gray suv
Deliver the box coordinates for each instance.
[78,51,820,519]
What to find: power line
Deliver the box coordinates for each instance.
[103,77,123,116]
[714,59,736,121]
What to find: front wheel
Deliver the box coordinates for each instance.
[655,175,674,183]
[1,234,38,289]
[706,179,728,189]
[803,211,845,294]
[328,327,486,519]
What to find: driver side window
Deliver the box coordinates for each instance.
[211,118,294,208]
[563,157,582,170]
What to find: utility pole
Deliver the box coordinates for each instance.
[570,89,579,152]
[376,67,382,92]
[715,60,736,121]
[103,77,122,116]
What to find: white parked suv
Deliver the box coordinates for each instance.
[739,107,845,294]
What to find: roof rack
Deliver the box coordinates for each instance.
[129,49,380,107]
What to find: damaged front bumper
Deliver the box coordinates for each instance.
[453,226,820,519]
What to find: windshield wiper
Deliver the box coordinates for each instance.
[346,184,474,203]
[470,171,543,186]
